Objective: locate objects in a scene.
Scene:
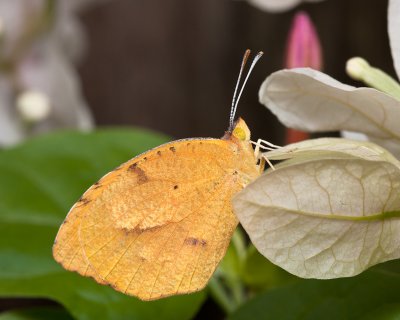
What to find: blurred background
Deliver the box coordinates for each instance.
[0,0,394,147]
[79,0,394,144]
[0,0,397,318]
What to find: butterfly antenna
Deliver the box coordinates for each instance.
[229,51,264,132]
[229,49,251,132]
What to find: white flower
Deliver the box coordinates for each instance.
[247,0,325,13]
[388,0,400,79]
[232,0,400,281]
[233,138,400,279]
[16,90,51,122]
[259,67,400,158]
[0,0,105,146]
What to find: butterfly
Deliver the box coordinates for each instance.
[52,50,277,301]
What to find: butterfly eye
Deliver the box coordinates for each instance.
[232,127,246,141]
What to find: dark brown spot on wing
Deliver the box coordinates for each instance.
[121,227,144,236]
[76,197,91,207]
[121,225,163,237]
[174,185,178,190]
[169,146,176,152]
[184,237,207,247]
[129,163,138,169]
[93,181,102,189]
[128,164,148,184]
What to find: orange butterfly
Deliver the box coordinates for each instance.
[53,50,271,300]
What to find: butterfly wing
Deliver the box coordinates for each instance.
[53,137,259,300]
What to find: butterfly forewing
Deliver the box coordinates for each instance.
[53,135,259,300]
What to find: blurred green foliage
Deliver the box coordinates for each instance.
[0,129,205,319]
[230,266,400,320]
[1,129,400,319]
[0,307,73,320]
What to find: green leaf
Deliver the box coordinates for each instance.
[218,229,246,280]
[0,129,205,320]
[210,229,247,314]
[242,245,297,291]
[0,307,73,320]
[229,268,400,320]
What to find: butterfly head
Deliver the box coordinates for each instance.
[232,118,251,141]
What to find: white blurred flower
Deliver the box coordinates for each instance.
[0,0,105,146]
[16,90,51,122]
[247,0,325,13]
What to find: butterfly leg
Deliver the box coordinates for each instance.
[254,139,281,150]
[261,154,275,171]
[253,139,262,161]
[252,138,278,172]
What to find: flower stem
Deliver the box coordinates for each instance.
[208,277,235,314]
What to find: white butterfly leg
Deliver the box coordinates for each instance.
[251,138,281,171]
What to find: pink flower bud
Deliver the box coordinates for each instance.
[285,11,323,144]
[285,11,323,70]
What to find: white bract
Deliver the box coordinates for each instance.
[234,0,400,279]
[259,68,400,158]
[389,0,400,79]
[265,138,400,166]
[234,140,400,278]
[246,0,324,13]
